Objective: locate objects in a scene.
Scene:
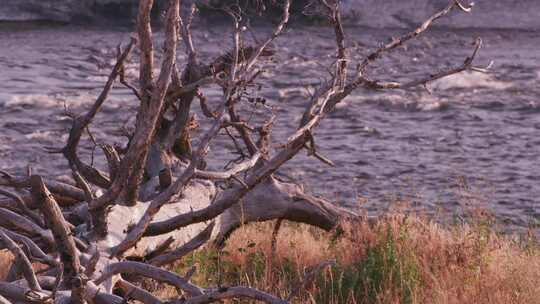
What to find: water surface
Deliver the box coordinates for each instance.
[0,24,539,234]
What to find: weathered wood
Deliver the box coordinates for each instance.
[99,180,216,257]
[0,174,86,205]
[0,282,51,303]
[29,175,85,304]
[177,286,288,304]
[116,279,162,304]
[149,222,214,266]
[0,1,484,304]
[0,207,54,247]
[95,261,203,296]
[0,294,12,304]
[62,39,135,189]
[3,230,57,266]
[0,228,41,291]
[0,189,44,227]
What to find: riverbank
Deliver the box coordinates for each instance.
[1,214,538,303]
[138,215,539,303]
[2,0,540,30]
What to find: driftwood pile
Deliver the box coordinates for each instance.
[0,0,485,303]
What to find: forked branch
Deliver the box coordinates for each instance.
[0,1,489,304]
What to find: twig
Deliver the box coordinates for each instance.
[193,152,261,181]
[90,0,179,211]
[84,244,100,277]
[0,227,41,291]
[144,236,175,261]
[2,229,57,266]
[116,279,162,304]
[0,207,55,247]
[183,286,288,304]
[224,127,248,159]
[0,188,44,227]
[196,89,217,118]
[109,7,241,258]
[357,38,484,90]
[356,0,474,74]
[61,39,136,189]
[149,222,215,266]
[287,260,336,301]
[95,261,203,297]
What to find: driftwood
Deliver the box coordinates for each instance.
[0,0,488,303]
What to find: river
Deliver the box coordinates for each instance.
[0,22,539,235]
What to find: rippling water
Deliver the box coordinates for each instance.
[0,23,539,234]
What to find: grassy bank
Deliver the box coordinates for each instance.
[165,215,539,304]
[0,215,538,303]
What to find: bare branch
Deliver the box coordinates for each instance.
[0,188,44,227]
[197,89,216,118]
[117,42,142,100]
[0,207,55,247]
[61,39,136,188]
[356,38,484,90]
[0,228,41,291]
[0,173,86,204]
[182,286,288,304]
[0,282,50,303]
[319,0,347,88]
[142,236,174,262]
[0,294,12,304]
[179,3,197,60]
[116,279,162,304]
[29,175,85,304]
[356,0,473,74]
[71,169,95,203]
[287,260,335,301]
[84,244,100,277]
[244,0,291,72]
[90,0,179,211]
[95,261,203,296]
[123,0,180,205]
[137,0,154,92]
[2,229,57,267]
[226,104,259,156]
[166,76,215,101]
[110,10,240,257]
[192,152,261,181]
[149,222,214,266]
[100,144,121,182]
[84,281,125,304]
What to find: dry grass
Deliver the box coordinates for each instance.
[172,215,539,304]
[0,215,538,304]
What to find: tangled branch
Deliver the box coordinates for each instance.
[0,1,486,303]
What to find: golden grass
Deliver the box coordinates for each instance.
[175,215,540,304]
[0,215,538,304]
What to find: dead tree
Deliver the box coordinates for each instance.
[0,0,488,303]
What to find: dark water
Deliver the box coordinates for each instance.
[0,24,539,234]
